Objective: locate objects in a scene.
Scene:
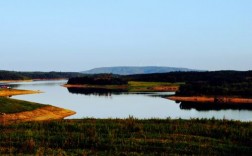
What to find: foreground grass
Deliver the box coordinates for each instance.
[0,97,44,114]
[0,118,251,155]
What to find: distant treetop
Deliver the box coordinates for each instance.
[67,74,128,85]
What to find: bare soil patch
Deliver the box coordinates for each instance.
[0,89,41,97]
[0,106,75,125]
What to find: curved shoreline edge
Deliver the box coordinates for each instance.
[0,89,42,97]
[0,88,75,124]
[0,105,76,125]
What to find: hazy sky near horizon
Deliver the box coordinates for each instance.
[0,0,251,72]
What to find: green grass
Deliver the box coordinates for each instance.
[0,97,45,114]
[128,81,183,92]
[0,118,251,155]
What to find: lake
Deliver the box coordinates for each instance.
[9,80,252,121]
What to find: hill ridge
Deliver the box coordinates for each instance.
[82,66,198,75]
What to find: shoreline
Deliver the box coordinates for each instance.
[0,78,67,83]
[64,84,179,92]
[0,80,33,83]
[0,89,42,97]
[0,105,76,125]
[168,96,252,104]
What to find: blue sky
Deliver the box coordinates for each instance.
[0,0,251,71]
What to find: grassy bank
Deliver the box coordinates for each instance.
[0,118,251,155]
[0,97,75,125]
[0,97,44,114]
[128,81,182,92]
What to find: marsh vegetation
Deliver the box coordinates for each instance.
[0,118,251,155]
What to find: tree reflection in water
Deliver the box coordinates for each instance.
[67,87,128,96]
[179,101,252,111]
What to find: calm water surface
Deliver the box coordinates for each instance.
[9,80,252,121]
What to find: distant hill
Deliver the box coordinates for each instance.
[81,66,198,75]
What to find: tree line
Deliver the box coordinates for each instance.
[67,74,128,85]
[0,70,84,80]
[125,71,252,83]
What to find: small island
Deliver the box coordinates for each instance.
[64,74,180,93]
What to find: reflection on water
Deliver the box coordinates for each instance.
[7,80,252,121]
[179,102,252,111]
[67,87,128,96]
[67,87,171,98]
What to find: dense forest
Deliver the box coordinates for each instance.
[125,71,252,83]
[0,70,84,80]
[176,81,252,97]
[68,71,252,85]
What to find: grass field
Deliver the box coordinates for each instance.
[0,97,44,114]
[0,118,251,155]
[128,81,183,92]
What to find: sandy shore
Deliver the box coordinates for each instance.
[0,105,76,125]
[0,78,67,83]
[0,89,42,97]
[168,96,252,104]
[0,83,75,125]
[0,80,33,83]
